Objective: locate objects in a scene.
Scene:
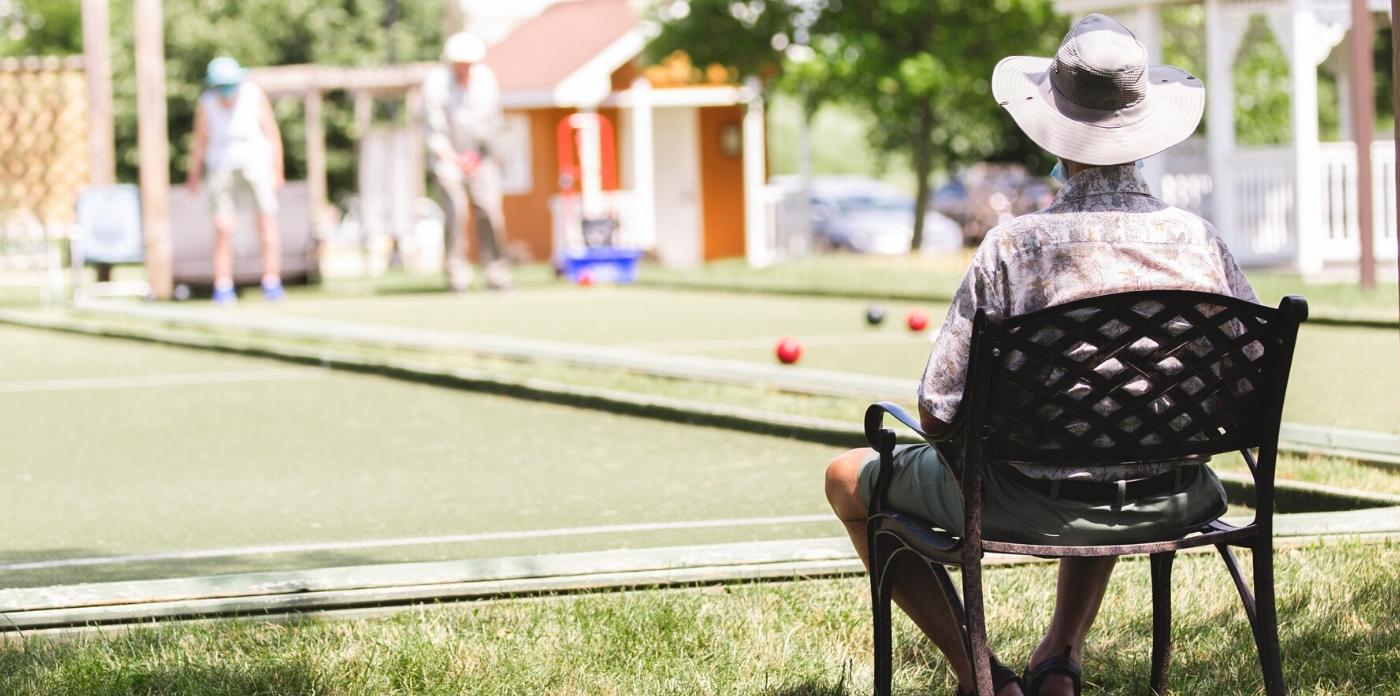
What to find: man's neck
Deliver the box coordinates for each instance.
[1063,160,1093,178]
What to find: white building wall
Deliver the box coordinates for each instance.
[650,106,704,266]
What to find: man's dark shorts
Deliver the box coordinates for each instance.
[857,444,1229,546]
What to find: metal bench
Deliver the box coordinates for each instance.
[864,290,1308,696]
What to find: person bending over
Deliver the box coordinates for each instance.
[187,56,285,305]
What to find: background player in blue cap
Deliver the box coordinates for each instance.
[186,56,286,304]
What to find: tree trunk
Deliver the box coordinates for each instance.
[910,102,936,254]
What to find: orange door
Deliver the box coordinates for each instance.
[698,105,746,260]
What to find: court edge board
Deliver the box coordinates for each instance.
[3,506,1398,636]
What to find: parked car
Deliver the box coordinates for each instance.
[932,163,1055,246]
[773,175,962,255]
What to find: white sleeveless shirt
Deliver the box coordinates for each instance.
[200,83,271,174]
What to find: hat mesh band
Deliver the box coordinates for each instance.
[1051,44,1148,111]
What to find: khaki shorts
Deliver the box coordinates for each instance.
[857,444,1228,546]
[207,167,278,221]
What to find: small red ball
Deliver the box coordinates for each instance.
[775,337,802,365]
[577,271,594,286]
[906,309,929,332]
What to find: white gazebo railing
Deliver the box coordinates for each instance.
[1158,137,1397,268]
[1229,147,1296,265]
[1318,141,1399,263]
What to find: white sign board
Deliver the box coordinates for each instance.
[499,112,534,196]
[75,185,144,264]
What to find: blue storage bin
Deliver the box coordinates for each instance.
[563,247,642,284]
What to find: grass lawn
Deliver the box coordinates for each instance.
[2,540,1393,695]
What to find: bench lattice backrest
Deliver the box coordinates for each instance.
[973,290,1301,467]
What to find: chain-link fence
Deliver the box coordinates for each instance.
[0,56,89,274]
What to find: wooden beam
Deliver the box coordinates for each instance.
[246,62,437,99]
[1353,0,1377,288]
[134,0,171,299]
[81,0,115,186]
[304,90,327,234]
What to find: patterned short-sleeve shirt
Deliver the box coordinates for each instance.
[918,163,1258,481]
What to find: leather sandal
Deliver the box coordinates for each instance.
[956,656,1024,696]
[1023,646,1082,696]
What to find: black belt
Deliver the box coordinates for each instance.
[1002,466,1194,504]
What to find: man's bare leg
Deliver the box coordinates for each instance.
[212,216,235,289]
[256,212,281,284]
[825,448,1022,696]
[1026,556,1117,696]
[434,175,472,292]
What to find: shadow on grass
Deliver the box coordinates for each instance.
[758,684,854,696]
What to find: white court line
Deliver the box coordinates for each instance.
[0,515,835,572]
[0,368,323,394]
[626,332,929,353]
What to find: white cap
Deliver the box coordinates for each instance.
[443,32,487,63]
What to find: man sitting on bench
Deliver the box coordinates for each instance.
[824,14,1256,696]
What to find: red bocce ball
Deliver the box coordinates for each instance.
[775,337,802,365]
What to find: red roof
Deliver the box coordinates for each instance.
[484,0,639,93]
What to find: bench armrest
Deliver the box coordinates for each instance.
[864,401,933,447]
[864,402,945,514]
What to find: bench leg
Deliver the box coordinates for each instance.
[1149,551,1175,695]
[961,559,994,696]
[870,533,895,696]
[1253,539,1287,696]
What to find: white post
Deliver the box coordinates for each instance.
[629,78,656,252]
[742,78,769,268]
[1290,3,1326,274]
[1134,2,1168,194]
[576,110,604,219]
[1204,0,1243,253]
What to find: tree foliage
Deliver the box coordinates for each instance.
[3,0,443,200]
[652,1,1397,250]
[650,0,1063,249]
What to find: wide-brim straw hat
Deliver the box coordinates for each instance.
[992,13,1204,166]
[442,32,487,63]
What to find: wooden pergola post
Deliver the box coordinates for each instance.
[134,0,171,299]
[1352,0,1376,289]
[305,89,328,235]
[81,0,114,186]
[82,0,116,283]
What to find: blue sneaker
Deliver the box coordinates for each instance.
[212,286,237,306]
[261,278,286,302]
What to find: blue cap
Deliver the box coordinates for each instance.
[205,57,245,87]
